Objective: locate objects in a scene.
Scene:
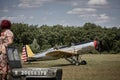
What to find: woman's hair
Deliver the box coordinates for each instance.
[0,20,11,29]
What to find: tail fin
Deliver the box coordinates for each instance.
[26,45,35,57]
[21,45,35,62]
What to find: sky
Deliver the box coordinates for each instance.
[0,0,120,28]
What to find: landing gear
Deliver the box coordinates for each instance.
[75,62,80,66]
[75,60,87,65]
[65,54,87,66]
[80,60,87,65]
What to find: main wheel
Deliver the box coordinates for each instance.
[80,60,87,65]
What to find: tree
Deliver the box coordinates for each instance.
[11,22,120,53]
[30,38,40,53]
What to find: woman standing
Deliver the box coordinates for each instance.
[0,20,14,80]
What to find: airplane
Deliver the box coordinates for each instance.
[21,40,100,65]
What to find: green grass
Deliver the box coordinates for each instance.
[23,54,120,80]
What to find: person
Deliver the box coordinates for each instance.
[0,20,14,80]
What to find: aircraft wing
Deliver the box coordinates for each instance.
[46,50,76,58]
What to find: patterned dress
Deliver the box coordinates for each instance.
[0,29,14,74]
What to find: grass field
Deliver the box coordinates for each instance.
[23,54,120,80]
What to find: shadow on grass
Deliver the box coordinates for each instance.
[50,63,76,67]
[23,62,75,68]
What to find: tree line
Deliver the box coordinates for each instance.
[10,23,120,54]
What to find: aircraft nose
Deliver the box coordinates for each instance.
[94,40,103,52]
[94,40,98,50]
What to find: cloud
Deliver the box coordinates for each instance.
[29,16,34,19]
[0,15,34,22]
[72,2,78,6]
[18,0,72,8]
[79,14,97,18]
[67,8,96,14]
[0,9,9,13]
[80,13,110,24]
[42,17,48,21]
[67,8,97,19]
[18,0,52,8]
[88,0,108,5]
[95,13,110,23]
[18,0,75,8]
[3,9,9,12]
[67,7,110,24]
[98,13,109,20]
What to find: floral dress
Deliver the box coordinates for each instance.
[0,29,14,74]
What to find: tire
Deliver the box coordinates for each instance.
[56,69,63,80]
[80,60,87,65]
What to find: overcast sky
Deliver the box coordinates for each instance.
[0,0,120,27]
